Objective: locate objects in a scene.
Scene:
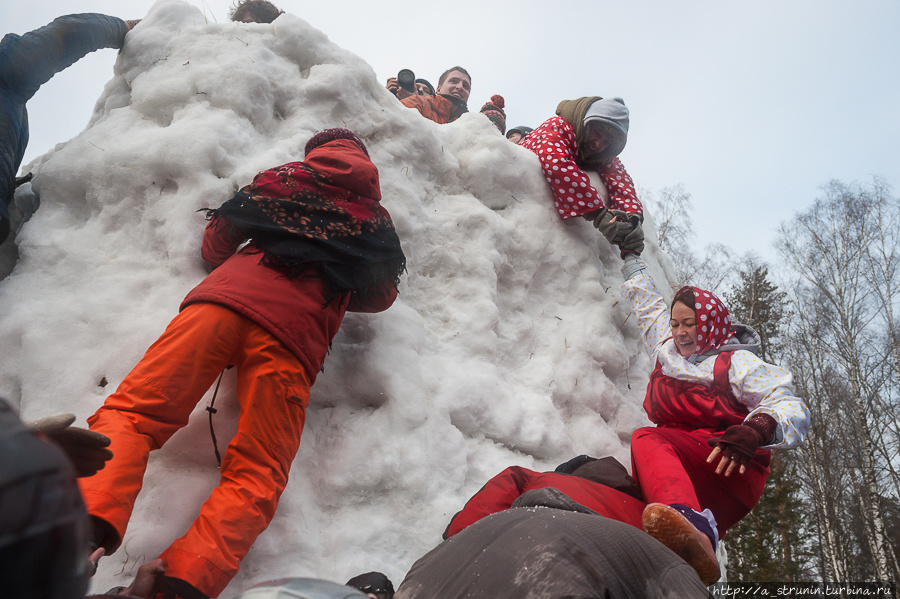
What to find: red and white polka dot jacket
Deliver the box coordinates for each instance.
[519,115,642,220]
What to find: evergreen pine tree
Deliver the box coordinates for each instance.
[723,263,785,363]
[723,263,809,581]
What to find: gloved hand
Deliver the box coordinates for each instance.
[619,220,644,255]
[706,413,777,476]
[28,414,113,478]
[590,208,634,245]
[607,210,644,255]
[609,209,643,225]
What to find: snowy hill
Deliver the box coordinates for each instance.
[0,1,677,595]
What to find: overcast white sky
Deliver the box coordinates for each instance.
[4,0,899,260]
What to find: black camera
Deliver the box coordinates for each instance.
[397,69,416,94]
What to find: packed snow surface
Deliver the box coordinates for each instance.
[0,1,677,595]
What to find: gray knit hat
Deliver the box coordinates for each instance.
[583,97,629,160]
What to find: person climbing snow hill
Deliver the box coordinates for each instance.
[79,129,406,599]
[618,254,810,584]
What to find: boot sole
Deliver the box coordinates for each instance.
[642,503,721,585]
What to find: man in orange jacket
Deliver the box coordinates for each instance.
[79,129,406,599]
[400,66,471,124]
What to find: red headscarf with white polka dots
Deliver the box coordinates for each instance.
[676,286,735,354]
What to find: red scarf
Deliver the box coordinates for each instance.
[676,286,735,354]
[209,153,405,300]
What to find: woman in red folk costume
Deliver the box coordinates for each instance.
[518,96,644,255]
[619,255,809,584]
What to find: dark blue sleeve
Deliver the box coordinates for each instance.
[0,13,128,103]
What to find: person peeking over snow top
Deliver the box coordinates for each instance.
[506,126,533,144]
[399,66,471,124]
[229,0,284,23]
[414,78,435,97]
[479,95,506,134]
[616,254,810,585]
[519,96,644,256]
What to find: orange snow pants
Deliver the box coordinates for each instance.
[79,302,311,598]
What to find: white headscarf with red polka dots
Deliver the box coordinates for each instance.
[676,286,735,354]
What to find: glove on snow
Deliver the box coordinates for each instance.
[706,413,778,466]
[28,413,113,478]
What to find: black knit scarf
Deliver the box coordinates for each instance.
[206,160,405,301]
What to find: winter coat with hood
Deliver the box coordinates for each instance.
[621,270,810,449]
[395,488,709,599]
[183,139,398,384]
[0,14,128,240]
[519,96,642,220]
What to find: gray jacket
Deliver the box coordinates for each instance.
[395,488,709,599]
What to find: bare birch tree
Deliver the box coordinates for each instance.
[777,180,899,582]
[644,185,735,291]
[782,285,852,580]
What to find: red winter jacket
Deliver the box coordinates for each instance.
[519,115,642,219]
[443,465,646,539]
[182,142,398,383]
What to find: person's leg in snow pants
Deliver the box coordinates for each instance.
[79,302,310,597]
[630,426,769,538]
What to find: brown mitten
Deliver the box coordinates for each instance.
[707,413,777,466]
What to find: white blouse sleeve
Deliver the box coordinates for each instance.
[728,350,811,449]
[621,273,671,364]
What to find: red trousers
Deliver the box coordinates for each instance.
[630,426,769,538]
[79,303,311,598]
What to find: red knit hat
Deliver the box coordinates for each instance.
[480,94,506,134]
[304,128,369,157]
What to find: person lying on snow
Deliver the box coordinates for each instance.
[395,486,709,599]
[620,254,810,584]
[518,96,644,256]
[442,455,645,539]
[79,129,406,599]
